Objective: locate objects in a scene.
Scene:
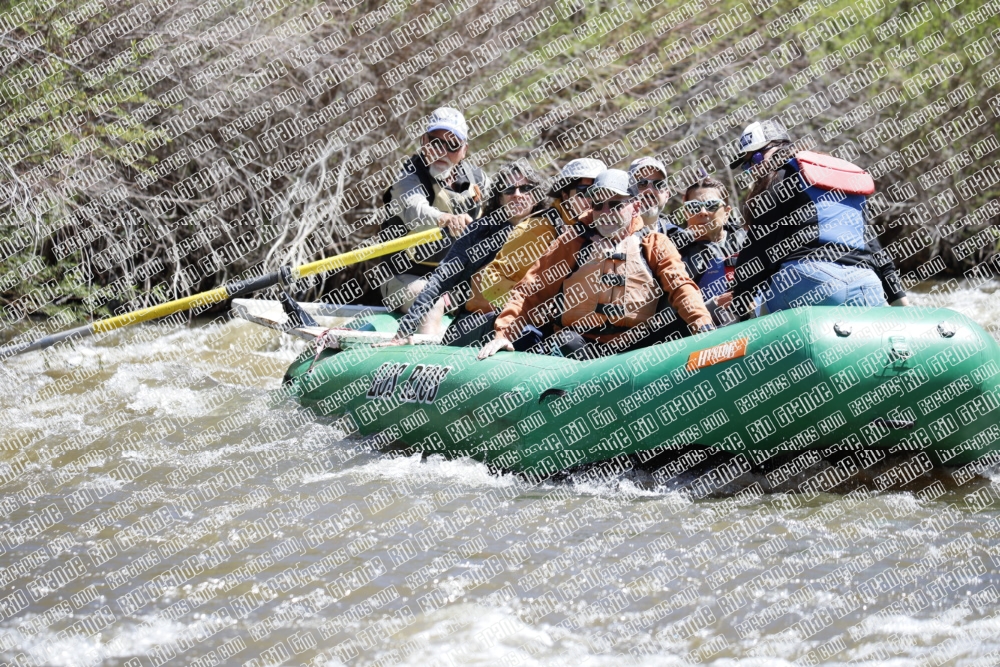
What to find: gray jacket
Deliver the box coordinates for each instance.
[387,156,490,229]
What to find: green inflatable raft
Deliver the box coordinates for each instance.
[280,306,1000,476]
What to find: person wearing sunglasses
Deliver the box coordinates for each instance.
[628,157,671,231]
[478,169,713,360]
[377,107,491,334]
[728,120,909,319]
[382,161,558,347]
[655,178,747,327]
[546,158,606,227]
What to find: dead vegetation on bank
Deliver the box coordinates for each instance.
[1,0,998,326]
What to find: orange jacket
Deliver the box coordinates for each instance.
[494,216,713,343]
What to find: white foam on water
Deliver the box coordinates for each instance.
[301,470,342,484]
[730,635,806,663]
[340,452,520,489]
[222,317,310,360]
[568,475,669,501]
[982,467,1000,486]
[146,321,228,351]
[3,617,188,667]
[77,473,126,491]
[156,445,236,475]
[390,603,637,667]
[383,600,759,666]
[261,333,312,361]
[7,407,86,438]
[861,611,1000,640]
[910,280,1000,331]
[125,382,209,417]
[707,658,797,667]
[106,360,173,386]
[878,492,923,516]
[832,659,912,667]
[831,611,1000,666]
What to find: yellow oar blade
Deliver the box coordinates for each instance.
[294,227,443,279]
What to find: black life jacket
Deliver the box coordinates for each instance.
[379,153,487,277]
[658,218,746,300]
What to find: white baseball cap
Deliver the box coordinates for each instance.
[729,120,791,169]
[628,157,668,178]
[427,107,468,142]
[551,158,606,194]
[588,169,637,199]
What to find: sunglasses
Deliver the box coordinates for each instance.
[426,137,466,154]
[592,199,633,213]
[683,199,725,214]
[500,184,538,195]
[741,151,766,172]
[636,178,669,191]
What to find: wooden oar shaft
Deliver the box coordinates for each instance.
[0,228,444,358]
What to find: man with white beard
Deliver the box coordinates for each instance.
[379,107,491,333]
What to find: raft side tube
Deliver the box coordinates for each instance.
[284,307,1000,476]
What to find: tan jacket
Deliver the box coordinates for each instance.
[561,232,660,331]
[466,215,559,314]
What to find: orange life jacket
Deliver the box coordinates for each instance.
[560,232,661,335]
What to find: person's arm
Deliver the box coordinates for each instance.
[394,220,499,339]
[641,233,713,332]
[393,169,444,228]
[731,168,797,319]
[731,235,773,320]
[490,217,558,282]
[660,224,702,282]
[702,294,727,326]
[865,233,908,305]
[493,233,582,341]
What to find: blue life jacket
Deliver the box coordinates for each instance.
[699,254,730,299]
[656,220,744,299]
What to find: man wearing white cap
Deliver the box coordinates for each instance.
[628,156,671,231]
[479,169,713,360]
[378,107,490,333]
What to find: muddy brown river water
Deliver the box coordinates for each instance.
[2,281,1000,666]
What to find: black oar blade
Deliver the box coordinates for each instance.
[278,291,320,328]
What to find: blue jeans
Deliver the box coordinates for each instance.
[765,260,887,313]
